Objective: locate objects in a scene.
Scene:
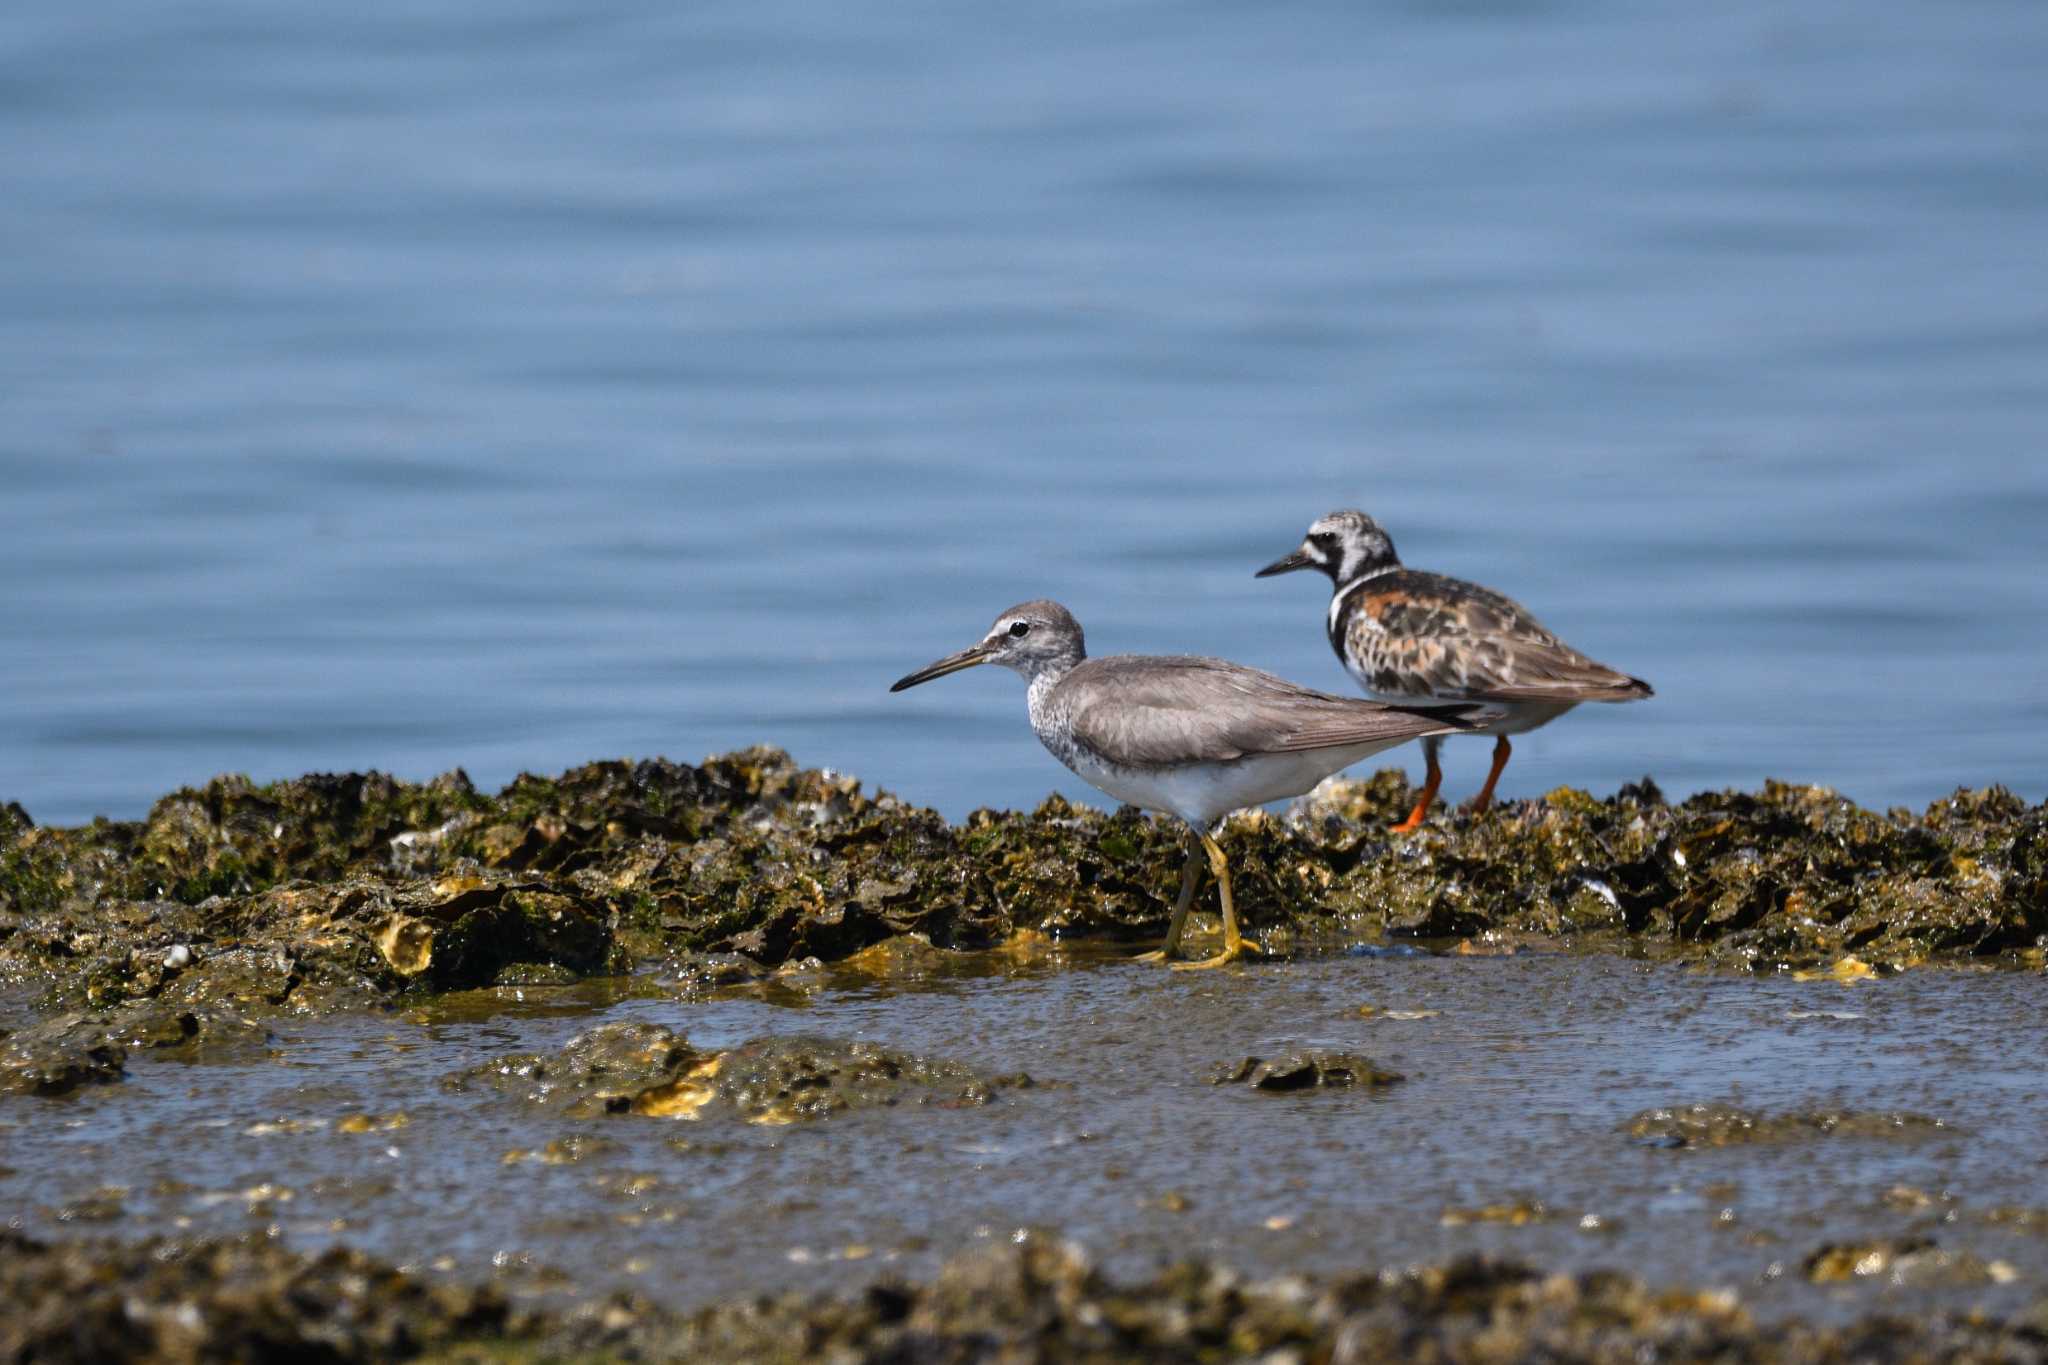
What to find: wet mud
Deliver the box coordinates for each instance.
[4,949,2046,1352]
[4,752,2047,1357]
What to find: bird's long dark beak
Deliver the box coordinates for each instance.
[1255,547,1314,578]
[889,642,995,692]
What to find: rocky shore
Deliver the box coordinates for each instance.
[4,1225,2046,1364]
[3,749,2041,1046]
[4,751,2045,1360]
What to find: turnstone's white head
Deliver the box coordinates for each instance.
[1255,508,1400,587]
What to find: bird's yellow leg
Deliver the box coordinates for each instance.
[1134,831,1203,963]
[1172,831,1260,970]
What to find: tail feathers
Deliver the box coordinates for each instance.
[1397,700,1502,732]
[1478,675,1652,703]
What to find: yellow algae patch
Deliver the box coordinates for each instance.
[840,934,952,978]
[1358,1004,1439,1020]
[632,1053,725,1119]
[633,1081,716,1118]
[243,1118,325,1136]
[374,915,436,976]
[337,1112,409,1134]
[1792,956,1877,984]
[1441,1200,1548,1227]
[501,1135,618,1165]
[993,927,1059,962]
[1542,786,1602,816]
[1453,935,1521,957]
[427,872,490,901]
[1807,1245,1898,1282]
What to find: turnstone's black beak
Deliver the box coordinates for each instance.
[890,641,995,692]
[1255,548,1315,578]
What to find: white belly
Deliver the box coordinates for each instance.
[1479,700,1575,736]
[1352,681,1575,739]
[1059,739,1407,830]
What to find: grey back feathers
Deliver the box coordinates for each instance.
[1052,654,1475,769]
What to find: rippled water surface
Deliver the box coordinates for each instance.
[5,952,2045,1321]
[3,0,2046,822]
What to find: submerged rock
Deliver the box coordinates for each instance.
[1440,1198,1552,1226]
[1624,1103,1949,1148]
[1210,1051,1404,1091]
[0,1013,129,1096]
[4,750,2046,1019]
[0,1005,267,1097]
[446,1021,1016,1123]
[1804,1238,2016,1288]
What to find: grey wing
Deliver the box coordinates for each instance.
[1061,656,1472,767]
[1351,572,1652,703]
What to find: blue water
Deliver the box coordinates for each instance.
[4,0,2045,826]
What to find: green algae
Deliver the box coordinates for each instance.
[2,749,2044,1030]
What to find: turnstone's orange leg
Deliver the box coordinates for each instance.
[1390,737,1444,834]
[1465,736,1512,814]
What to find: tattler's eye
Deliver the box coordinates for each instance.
[1009,621,1031,638]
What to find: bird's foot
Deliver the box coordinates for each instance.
[1390,794,1437,834]
[1169,940,1261,971]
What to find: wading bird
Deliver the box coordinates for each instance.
[890,599,1481,966]
[1258,510,1651,833]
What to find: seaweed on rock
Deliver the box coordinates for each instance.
[2,751,2042,1023]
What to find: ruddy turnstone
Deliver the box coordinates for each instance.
[890,599,1483,966]
[1257,510,1651,833]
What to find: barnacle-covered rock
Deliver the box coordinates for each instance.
[0,1005,267,1096]
[446,1021,1017,1123]
[3,1225,2047,1362]
[0,1012,129,1095]
[0,1229,518,1361]
[1804,1238,2016,1287]
[4,752,2045,1021]
[1210,1051,1404,1091]
[1624,1103,1949,1148]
